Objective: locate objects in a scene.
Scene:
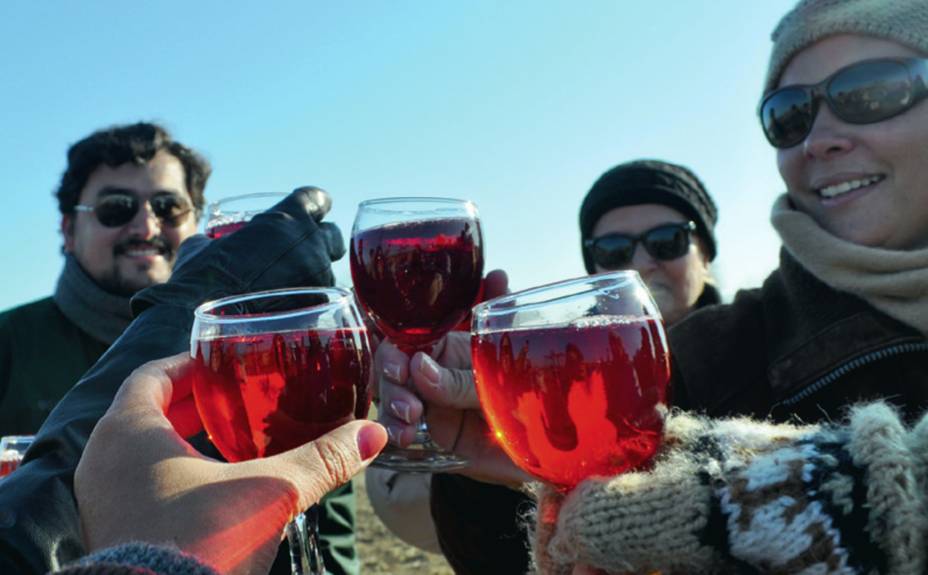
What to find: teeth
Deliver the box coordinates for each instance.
[125,249,159,257]
[818,176,882,198]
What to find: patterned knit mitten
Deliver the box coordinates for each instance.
[532,403,928,575]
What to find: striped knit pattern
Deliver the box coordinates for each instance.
[532,404,928,575]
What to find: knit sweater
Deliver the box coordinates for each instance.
[52,543,219,575]
[532,403,928,575]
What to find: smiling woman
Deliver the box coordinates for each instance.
[415,0,928,573]
[773,36,928,250]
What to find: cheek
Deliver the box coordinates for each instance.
[662,257,704,299]
[777,148,803,192]
[167,220,199,248]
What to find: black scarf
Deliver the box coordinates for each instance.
[53,255,134,345]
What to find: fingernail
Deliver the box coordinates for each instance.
[357,424,386,461]
[419,355,441,387]
[383,361,402,382]
[385,425,403,446]
[389,400,412,424]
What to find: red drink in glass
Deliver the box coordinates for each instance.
[472,316,669,489]
[350,218,483,351]
[206,220,247,239]
[0,454,20,478]
[192,327,372,462]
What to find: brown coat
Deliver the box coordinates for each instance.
[671,250,928,423]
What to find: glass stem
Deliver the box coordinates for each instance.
[286,506,325,575]
[414,403,433,447]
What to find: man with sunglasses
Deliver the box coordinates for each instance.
[0,122,208,436]
[0,126,364,575]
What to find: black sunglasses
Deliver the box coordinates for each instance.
[759,57,928,149]
[584,221,696,269]
[74,190,193,228]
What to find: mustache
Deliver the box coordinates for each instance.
[113,237,173,257]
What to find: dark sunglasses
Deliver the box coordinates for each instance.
[584,221,696,269]
[74,191,193,228]
[759,57,928,149]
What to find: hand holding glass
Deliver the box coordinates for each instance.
[471,272,670,490]
[191,287,372,575]
[350,197,484,471]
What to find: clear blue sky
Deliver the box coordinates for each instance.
[0,0,795,310]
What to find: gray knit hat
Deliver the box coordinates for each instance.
[763,0,928,95]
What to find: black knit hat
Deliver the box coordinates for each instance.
[579,159,718,273]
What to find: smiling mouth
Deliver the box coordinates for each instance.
[122,248,163,258]
[115,239,171,259]
[816,175,885,199]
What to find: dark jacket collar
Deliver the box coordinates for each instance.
[669,249,925,415]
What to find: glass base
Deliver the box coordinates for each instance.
[370,443,468,472]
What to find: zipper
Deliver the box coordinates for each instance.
[775,341,928,408]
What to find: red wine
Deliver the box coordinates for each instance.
[453,279,485,332]
[206,220,246,239]
[0,454,21,479]
[472,316,669,489]
[350,218,483,350]
[192,328,372,463]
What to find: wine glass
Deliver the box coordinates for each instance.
[350,197,484,472]
[471,271,670,490]
[191,287,372,575]
[205,192,287,238]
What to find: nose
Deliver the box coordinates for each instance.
[629,243,658,277]
[802,105,855,160]
[125,199,162,239]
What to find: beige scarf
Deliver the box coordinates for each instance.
[770,194,928,336]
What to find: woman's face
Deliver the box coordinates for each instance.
[777,34,928,250]
[591,203,710,326]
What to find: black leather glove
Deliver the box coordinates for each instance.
[131,185,344,315]
[0,187,345,574]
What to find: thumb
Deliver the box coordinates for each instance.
[260,421,387,512]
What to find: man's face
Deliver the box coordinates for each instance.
[62,151,199,296]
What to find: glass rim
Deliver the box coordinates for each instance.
[208,192,287,212]
[194,286,355,325]
[357,196,477,212]
[472,270,646,319]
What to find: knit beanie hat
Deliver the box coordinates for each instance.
[763,0,928,95]
[579,160,717,273]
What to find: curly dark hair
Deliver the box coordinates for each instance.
[56,122,211,216]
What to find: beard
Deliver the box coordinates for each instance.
[97,237,176,297]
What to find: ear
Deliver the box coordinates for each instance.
[61,214,75,253]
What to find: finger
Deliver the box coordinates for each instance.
[260,420,388,512]
[110,353,193,417]
[374,339,410,385]
[378,379,422,419]
[166,395,203,439]
[483,269,509,299]
[435,330,472,370]
[409,353,480,409]
[376,379,422,447]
